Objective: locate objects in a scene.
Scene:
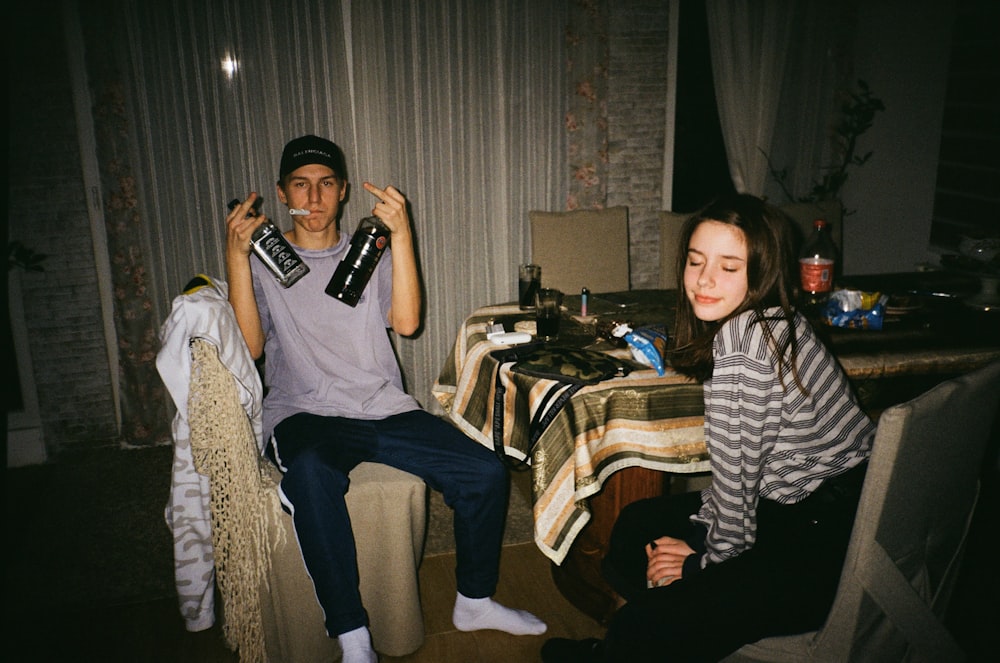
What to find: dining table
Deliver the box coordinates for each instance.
[432,270,1000,623]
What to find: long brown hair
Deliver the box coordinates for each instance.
[669,193,802,387]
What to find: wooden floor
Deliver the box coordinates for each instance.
[7,542,603,663]
[382,544,604,663]
[7,464,996,662]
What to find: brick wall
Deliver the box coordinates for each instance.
[9,6,119,455]
[607,0,671,289]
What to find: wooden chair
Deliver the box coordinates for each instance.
[724,360,1000,662]
[530,206,630,294]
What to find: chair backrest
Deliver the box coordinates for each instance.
[728,361,1000,663]
[658,210,689,289]
[779,199,844,257]
[810,361,1000,661]
[529,206,630,294]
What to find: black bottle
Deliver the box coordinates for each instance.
[325,216,390,306]
[227,198,309,287]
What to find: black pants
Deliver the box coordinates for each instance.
[599,462,867,662]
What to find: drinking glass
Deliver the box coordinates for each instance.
[535,288,563,341]
[519,264,541,310]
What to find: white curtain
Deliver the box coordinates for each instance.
[118,0,568,409]
[705,0,840,200]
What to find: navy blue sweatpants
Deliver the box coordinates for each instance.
[271,409,509,637]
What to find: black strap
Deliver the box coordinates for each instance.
[527,382,582,447]
[492,360,583,471]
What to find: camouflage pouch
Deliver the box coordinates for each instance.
[510,346,631,385]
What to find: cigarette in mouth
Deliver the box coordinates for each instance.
[289,208,309,216]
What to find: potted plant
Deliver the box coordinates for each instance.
[766,79,885,213]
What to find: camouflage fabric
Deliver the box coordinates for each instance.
[510,346,632,385]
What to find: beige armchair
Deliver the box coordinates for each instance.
[724,360,1000,662]
[530,206,630,294]
[186,338,427,662]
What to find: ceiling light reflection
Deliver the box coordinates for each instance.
[221,54,239,79]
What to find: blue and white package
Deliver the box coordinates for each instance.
[614,324,669,375]
[821,290,889,330]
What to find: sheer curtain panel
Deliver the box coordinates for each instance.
[705,0,843,201]
[704,0,795,195]
[110,0,568,411]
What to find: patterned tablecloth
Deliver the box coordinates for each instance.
[432,291,709,565]
[432,283,1000,565]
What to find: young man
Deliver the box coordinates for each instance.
[225,135,545,663]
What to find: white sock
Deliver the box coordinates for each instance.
[337,625,377,663]
[452,592,547,635]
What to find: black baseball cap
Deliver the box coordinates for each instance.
[278,135,348,181]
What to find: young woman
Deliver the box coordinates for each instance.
[542,193,874,662]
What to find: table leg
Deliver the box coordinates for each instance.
[550,465,672,625]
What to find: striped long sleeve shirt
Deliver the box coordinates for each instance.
[691,308,875,568]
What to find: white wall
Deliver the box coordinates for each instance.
[842,0,955,275]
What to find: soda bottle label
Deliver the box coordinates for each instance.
[799,258,834,293]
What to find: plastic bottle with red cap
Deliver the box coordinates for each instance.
[799,219,836,305]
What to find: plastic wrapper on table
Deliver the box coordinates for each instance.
[610,324,669,375]
[821,290,889,330]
